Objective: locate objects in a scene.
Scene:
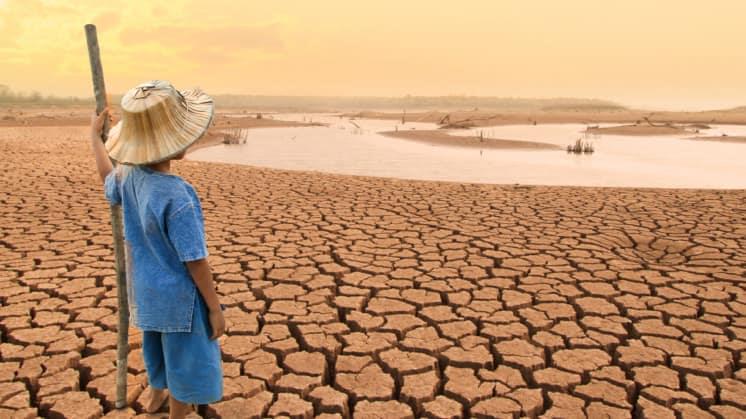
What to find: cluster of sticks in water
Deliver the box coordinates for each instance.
[566,138,595,154]
[223,128,249,144]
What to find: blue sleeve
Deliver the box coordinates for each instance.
[166,201,209,262]
[104,170,121,205]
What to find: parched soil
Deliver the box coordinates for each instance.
[2,126,746,418]
[0,107,318,156]
[0,106,316,130]
[381,130,561,151]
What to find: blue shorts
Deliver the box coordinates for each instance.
[142,293,223,404]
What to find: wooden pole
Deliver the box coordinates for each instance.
[85,23,130,409]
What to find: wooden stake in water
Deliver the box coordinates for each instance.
[85,23,130,409]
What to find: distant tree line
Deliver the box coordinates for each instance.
[210,94,626,112]
[0,85,626,111]
[0,85,92,105]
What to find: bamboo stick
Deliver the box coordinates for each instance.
[85,23,130,410]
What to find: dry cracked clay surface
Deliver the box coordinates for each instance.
[1,126,746,418]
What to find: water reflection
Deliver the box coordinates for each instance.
[189,114,746,189]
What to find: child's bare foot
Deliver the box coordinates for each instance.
[145,387,169,413]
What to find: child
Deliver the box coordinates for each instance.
[90,80,224,419]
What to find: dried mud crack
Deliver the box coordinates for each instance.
[1,126,746,418]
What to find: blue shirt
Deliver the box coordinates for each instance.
[104,165,208,332]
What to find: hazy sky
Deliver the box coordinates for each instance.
[2,0,745,110]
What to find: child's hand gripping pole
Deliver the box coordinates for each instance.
[90,108,114,182]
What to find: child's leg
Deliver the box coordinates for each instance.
[141,330,169,412]
[168,397,192,419]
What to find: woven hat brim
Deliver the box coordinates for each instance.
[106,89,214,165]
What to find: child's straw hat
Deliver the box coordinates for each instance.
[106,80,214,165]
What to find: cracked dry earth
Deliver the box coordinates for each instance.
[1,126,746,419]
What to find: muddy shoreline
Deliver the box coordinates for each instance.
[346,108,746,127]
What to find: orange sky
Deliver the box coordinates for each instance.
[1,0,746,110]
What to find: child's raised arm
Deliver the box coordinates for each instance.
[90,108,113,183]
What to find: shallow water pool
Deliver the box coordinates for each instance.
[188,114,746,189]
